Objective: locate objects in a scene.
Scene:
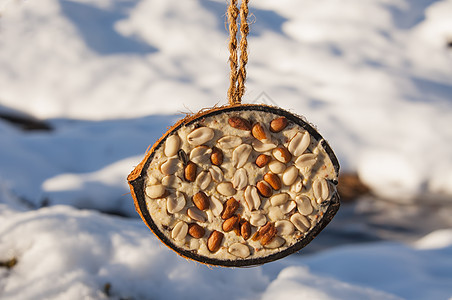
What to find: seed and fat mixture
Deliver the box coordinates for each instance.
[143,110,338,261]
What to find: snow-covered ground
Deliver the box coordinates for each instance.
[1,0,452,299]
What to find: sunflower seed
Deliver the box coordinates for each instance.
[187,127,215,146]
[295,195,313,215]
[244,186,261,211]
[190,145,212,164]
[232,144,252,168]
[275,220,295,235]
[250,211,267,227]
[177,149,189,165]
[217,135,242,149]
[288,131,310,156]
[195,171,212,190]
[187,207,207,222]
[164,135,181,157]
[268,161,286,174]
[160,157,180,175]
[216,182,236,196]
[171,221,188,240]
[282,166,299,186]
[290,213,310,232]
[232,168,248,190]
[209,166,224,182]
[228,243,250,258]
[167,191,186,214]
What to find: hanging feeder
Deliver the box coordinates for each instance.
[128,0,340,267]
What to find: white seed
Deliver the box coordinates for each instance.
[171,221,188,240]
[295,153,317,171]
[311,198,319,210]
[195,171,212,190]
[217,135,242,149]
[250,211,267,227]
[282,166,299,186]
[268,161,286,174]
[164,135,181,157]
[162,175,182,188]
[281,200,297,214]
[313,178,330,203]
[290,176,303,193]
[145,184,166,199]
[268,206,284,221]
[190,145,212,164]
[209,166,224,182]
[228,243,250,258]
[232,144,252,168]
[287,191,297,200]
[288,131,310,156]
[252,140,277,152]
[160,157,180,175]
[148,175,159,185]
[167,191,186,214]
[189,239,200,250]
[321,179,330,200]
[270,193,289,206]
[295,196,313,215]
[244,186,261,211]
[272,148,290,163]
[264,236,285,249]
[275,220,295,235]
[216,182,236,196]
[290,213,310,232]
[187,207,207,222]
[187,127,214,146]
[232,168,248,190]
[210,196,223,216]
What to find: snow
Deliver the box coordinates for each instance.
[1,0,452,299]
[0,205,451,300]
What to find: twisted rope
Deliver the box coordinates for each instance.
[227,0,249,105]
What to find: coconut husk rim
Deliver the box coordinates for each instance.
[128,104,340,267]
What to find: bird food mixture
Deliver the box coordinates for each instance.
[141,110,338,261]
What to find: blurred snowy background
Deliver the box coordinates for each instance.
[1,0,452,299]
